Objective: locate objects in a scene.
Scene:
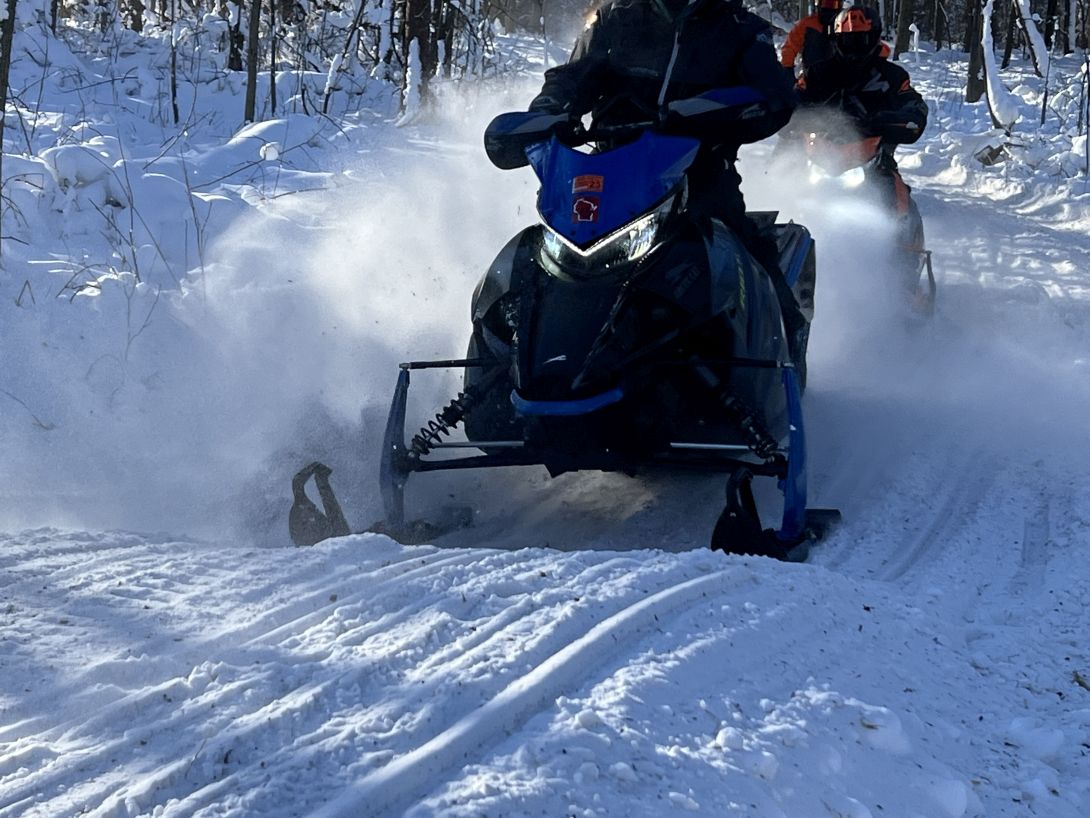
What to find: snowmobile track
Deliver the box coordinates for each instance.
[311,569,737,818]
[0,544,491,747]
[875,449,995,583]
[1005,497,1052,598]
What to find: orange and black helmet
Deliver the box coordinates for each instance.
[833,6,882,60]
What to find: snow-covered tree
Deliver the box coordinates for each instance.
[1012,0,1050,76]
[982,0,1022,129]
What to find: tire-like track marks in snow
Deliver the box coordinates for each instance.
[1,533,737,817]
[873,449,997,583]
[312,570,732,818]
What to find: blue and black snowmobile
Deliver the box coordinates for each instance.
[292,94,839,558]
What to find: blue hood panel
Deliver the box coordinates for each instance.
[526,132,699,248]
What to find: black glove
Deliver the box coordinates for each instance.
[485,111,580,169]
[527,95,582,143]
[549,114,582,145]
[528,94,567,114]
[862,110,922,142]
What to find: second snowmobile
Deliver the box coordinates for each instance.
[796,122,936,315]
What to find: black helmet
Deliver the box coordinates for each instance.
[815,0,843,27]
[833,6,882,60]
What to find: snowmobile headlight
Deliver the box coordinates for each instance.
[808,163,866,188]
[540,192,677,277]
[839,166,866,188]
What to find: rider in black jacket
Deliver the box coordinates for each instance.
[529,0,805,349]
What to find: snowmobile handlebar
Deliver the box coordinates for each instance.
[576,119,658,142]
[485,88,768,169]
[484,112,667,169]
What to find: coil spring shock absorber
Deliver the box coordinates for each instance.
[409,366,506,456]
[410,391,477,456]
[719,392,781,462]
[693,363,783,463]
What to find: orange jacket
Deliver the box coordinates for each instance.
[781,15,828,70]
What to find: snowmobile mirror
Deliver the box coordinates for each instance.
[484,111,575,170]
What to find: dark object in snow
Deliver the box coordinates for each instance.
[289,462,350,546]
[973,143,1008,166]
[335,109,841,557]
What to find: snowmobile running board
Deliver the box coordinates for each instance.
[367,357,840,560]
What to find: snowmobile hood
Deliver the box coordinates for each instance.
[526,131,699,249]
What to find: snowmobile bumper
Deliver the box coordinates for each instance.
[373,358,841,557]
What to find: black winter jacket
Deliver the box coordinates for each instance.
[530,0,796,162]
[797,55,928,146]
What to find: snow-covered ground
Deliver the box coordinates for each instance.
[3,24,1090,818]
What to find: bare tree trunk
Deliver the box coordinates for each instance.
[894,0,918,57]
[1060,0,1072,51]
[170,0,179,123]
[404,0,435,98]
[967,0,986,102]
[932,0,946,49]
[0,0,17,262]
[229,9,243,70]
[538,0,548,68]
[963,0,976,50]
[244,0,261,122]
[268,0,277,115]
[381,0,396,77]
[1002,0,1016,67]
[1044,0,1059,46]
[1085,52,1090,175]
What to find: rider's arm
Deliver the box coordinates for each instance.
[656,18,794,145]
[780,19,810,69]
[727,22,798,142]
[865,66,928,144]
[528,12,610,115]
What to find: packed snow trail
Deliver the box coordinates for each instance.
[4,522,1090,816]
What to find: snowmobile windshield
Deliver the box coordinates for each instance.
[526,131,700,250]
